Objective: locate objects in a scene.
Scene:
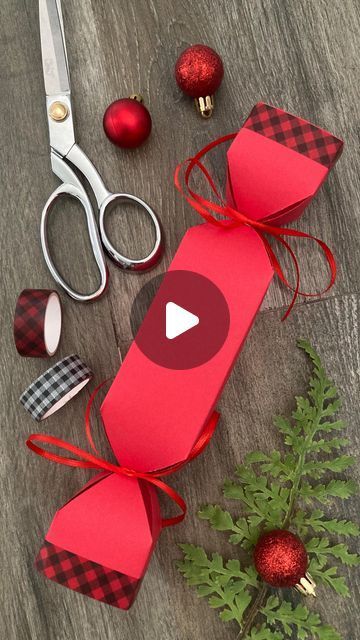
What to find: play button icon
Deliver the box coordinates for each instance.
[166,302,199,340]
[131,270,230,370]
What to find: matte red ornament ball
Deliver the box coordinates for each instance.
[254,529,308,588]
[103,98,152,149]
[175,44,224,98]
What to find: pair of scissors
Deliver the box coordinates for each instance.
[38,0,162,302]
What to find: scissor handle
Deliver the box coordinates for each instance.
[40,182,109,302]
[99,193,163,270]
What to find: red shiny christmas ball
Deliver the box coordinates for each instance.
[254,529,308,588]
[175,44,224,98]
[103,98,152,149]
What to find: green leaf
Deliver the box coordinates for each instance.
[209,596,225,609]
[306,538,360,566]
[242,564,260,586]
[219,609,236,622]
[274,414,296,436]
[223,476,288,528]
[178,544,210,567]
[315,420,346,433]
[264,453,296,478]
[245,451,269,464]
[225,558,241,573]
[223,478,245,500]
[196,584,216,597]
[245,625,283,640]
[299,479,357,503]
[297,339,322,368]
[315,625,342,640]
[321,400,342,417]
[198,504,263,549]
[198,504,234,531]
[309,558,350,597]
[318,518,359,536]
[293,509,360,537]
[210,552,224,572]
[177,544,260,628]
[302,455,355,478]
[308,437,349,453]
[234,589,252,621]
[263,595,279,611]
[261,595,341,639]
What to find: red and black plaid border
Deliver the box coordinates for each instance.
[36,541,141,610]
[14,289,59,357]
[244,102,343,168]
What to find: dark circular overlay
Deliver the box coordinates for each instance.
[130,270,230,370]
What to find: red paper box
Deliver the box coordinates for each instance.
[34,103,343,609]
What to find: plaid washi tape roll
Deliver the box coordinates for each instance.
[20,354,93,421]
[14,289,62,357]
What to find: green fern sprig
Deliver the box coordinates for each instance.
[177,340,359,639]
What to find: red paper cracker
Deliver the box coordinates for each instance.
[27,103,343,609]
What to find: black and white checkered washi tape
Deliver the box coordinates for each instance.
[20,354,93,422]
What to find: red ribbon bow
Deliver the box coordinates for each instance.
[26,381,220,528]
[174,133,337,319]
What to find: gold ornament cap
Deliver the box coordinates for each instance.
[295,572,316,597]
[195,95,214,119]
[49,101,69,122]
[129,94,144,103]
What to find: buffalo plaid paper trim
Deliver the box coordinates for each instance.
[36,541,141,610]
[14,289,61,357]
[244,103,343,168]
[20,354,92,421]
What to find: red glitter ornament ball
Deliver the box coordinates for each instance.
[175,44,224,98]
[254,529,308,588]
[103,97,152,149]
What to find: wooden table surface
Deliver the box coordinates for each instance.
[1,0,359,638]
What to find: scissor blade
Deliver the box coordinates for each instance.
[39,0,70,95]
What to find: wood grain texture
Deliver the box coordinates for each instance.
[0,0,359,638]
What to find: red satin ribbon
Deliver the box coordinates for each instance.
[174,133,337,319]
[26,381,220,528]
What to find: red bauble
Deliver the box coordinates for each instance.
[103,98,152,149]
[254,530,308,588]
[175,44,224,98]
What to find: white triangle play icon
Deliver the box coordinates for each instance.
[165,302,200,340]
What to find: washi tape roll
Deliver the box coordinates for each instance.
[14,289,62,357]
[20,354,93,421]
